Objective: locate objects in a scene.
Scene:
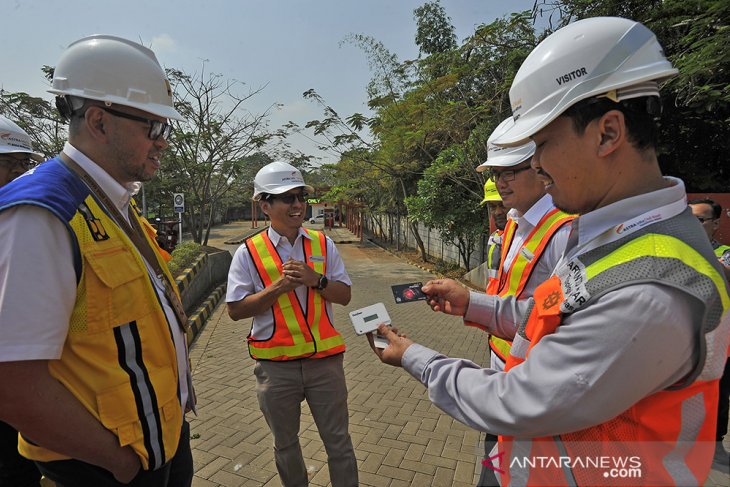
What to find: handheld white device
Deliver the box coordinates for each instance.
[349,302,391,349]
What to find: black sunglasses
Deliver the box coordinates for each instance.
[100,106,172,141]
[485,165,533,182]
[268,192,308,204]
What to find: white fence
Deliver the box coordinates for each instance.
[362,213,488,271]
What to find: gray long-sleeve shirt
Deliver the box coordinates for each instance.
[402,178,704,438]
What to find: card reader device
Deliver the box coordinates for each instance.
[349,302,391,349]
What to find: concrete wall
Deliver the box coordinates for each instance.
[176,251,232,314]
[364,213,488,271]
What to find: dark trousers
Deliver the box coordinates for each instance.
[476,432,500,487]
[35,421,192,487]
[0,421,41,487]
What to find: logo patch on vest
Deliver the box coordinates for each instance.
[543,291,561,309]
[308,255,325,263]
[78,203,110,241]
[556,259,590,313]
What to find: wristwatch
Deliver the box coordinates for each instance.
[314,274,328,291]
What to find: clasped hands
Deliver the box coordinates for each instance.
[278,258,320,292]
[369,278,470,367]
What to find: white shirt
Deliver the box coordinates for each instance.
[501,193,570,297]
[0,142,190,408]
[480,193,571,370]
[227,226,351,340]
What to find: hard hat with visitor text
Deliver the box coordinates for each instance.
[253,161,315,200]
[0,116,44,162]
[48,35,183,120]
[480,179,502,205]
[476,117,535,171]
[494,17,678,147]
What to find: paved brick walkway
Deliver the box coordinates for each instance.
[190,223,488,486]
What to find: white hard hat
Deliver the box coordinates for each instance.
[476,117,535,171]
[48,35,183,120]
[494,17,678,146]
[253,161,314,200]
[0,116,44,162]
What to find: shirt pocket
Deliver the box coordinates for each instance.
[84,244,154,333]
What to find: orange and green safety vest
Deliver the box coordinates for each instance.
[245,228,346,361]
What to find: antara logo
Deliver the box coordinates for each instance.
[482,451,506,474]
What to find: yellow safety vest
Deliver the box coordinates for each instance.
[19,196,184,471]
[488,208,573,361]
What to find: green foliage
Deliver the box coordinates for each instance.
[405,146,488,269]
[414,1,458,56]
[168,241,203,277]
[0,85,67,158]
[536,0,729,191]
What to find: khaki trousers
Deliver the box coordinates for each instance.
[255,354,358,487]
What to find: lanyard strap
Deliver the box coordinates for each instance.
[60,153,188,332]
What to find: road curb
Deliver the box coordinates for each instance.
[187,283,226,346]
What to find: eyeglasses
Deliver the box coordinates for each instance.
[485,165,533,182]
[100,106,172,141]
[696,216,716,223]
[268,192,308,204]
[0,155,35,171]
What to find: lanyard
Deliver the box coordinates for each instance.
[60,153,188,333]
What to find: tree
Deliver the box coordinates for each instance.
[0,67,67,158]
[414,1,458,56]
[533,0,730,191]
[300,7,538,266]
[162,63,278,245]
[406,146,487,270]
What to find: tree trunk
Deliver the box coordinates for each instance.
[410,220,427,262]
[202,201,216,246]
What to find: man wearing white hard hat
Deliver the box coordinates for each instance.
[0,115,44,487]
[0,116,43,187]
[227,161,358,486]
[0,36,194,486]
[438,118,573,486]
[373,17,729,486]
[470,117,572,373]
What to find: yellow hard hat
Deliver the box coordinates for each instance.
[480,179,502,205]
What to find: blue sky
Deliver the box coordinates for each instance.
[1,0,536,164]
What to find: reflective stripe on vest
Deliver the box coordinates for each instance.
[488,209,573,361]
[714,244,730,255]
[246,229,345,360]
[500,220,730,486]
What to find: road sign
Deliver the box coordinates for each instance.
[173,193,185,213]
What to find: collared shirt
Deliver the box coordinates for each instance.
[404,177,702,436]
[226,226,351,341]
[0,142,190,409]
[474,194,570,370]
[502,193,569,279]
